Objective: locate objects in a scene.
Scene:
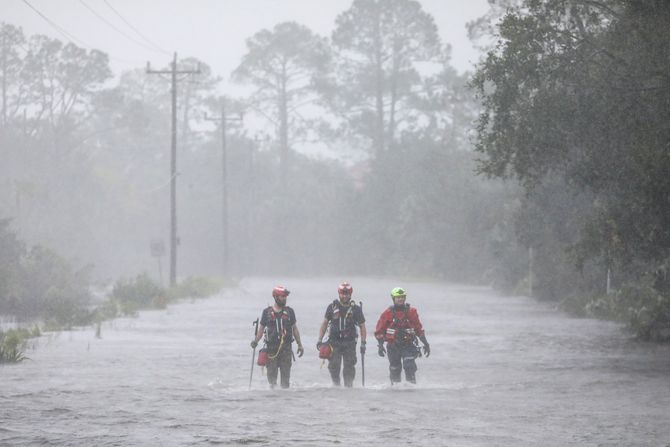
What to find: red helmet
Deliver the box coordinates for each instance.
[338,282,353,296]
[272,286,290,298]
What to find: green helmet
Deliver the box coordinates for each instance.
[390,287,406,298]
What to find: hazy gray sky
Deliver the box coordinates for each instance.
[5,0,490,93]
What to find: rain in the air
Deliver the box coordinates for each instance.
[2,0,670,445]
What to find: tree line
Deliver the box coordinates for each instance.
[1,0,668,342]
[473,0,670,341]
[0,0,503,326]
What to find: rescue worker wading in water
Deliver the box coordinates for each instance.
[375,287,430,384]
[251,286,304,389]
[316,282,367,387]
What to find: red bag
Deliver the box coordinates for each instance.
[318,343,332,360]
[257,348,268,366]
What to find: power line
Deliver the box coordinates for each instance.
[102,0,170,56]
[78,0,166,55]
[21,0,143,67]
[22,0,89,48]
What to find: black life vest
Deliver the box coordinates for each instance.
[329,300,358,340]
[264,306,294,345]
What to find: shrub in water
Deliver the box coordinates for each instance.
[110,273,165,315]
[615,286,670,342]
[0,329,29,363]
[167,276,222,301]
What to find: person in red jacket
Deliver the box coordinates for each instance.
[374,287,430,384]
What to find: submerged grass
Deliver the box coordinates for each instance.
[0,326,38,364]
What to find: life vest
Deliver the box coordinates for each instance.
[328,300,358,340]
[264,306,294,346]
[384,304,416,343]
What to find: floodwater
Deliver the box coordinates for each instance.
[2,277,670,446]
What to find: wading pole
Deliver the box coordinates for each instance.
[360,301,365,388]
[249,318,259,389]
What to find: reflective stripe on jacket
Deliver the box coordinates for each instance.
[374,304,424,343]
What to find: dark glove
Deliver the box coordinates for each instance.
[250,339,258,349]
[360,341,366,355]
[419,335,430,357]
[297,345,304,357]
[377,341,386,357]
[422,343,430,357]
[316,341,323,350]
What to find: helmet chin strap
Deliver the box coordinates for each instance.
[274,297,286,307]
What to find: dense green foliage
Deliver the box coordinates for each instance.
[473,0,670,340]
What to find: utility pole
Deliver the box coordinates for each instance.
[2,31,7,127]
[528,246,534,298]
[205,98,242,279]
[146,53,200,287]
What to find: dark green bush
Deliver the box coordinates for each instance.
[110,273,165,315]
[95,298,119,321]
[563,281,670,342]
[559,293,593,318]
[613,286,670,342]
[19,247,90,322]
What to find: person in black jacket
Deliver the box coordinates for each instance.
[251,286,304,388]
[316,282,367,387]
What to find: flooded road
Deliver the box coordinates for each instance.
[2,277,670,446]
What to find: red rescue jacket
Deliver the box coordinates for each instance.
[374,304,425,344]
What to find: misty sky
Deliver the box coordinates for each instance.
[5,0,490,92]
